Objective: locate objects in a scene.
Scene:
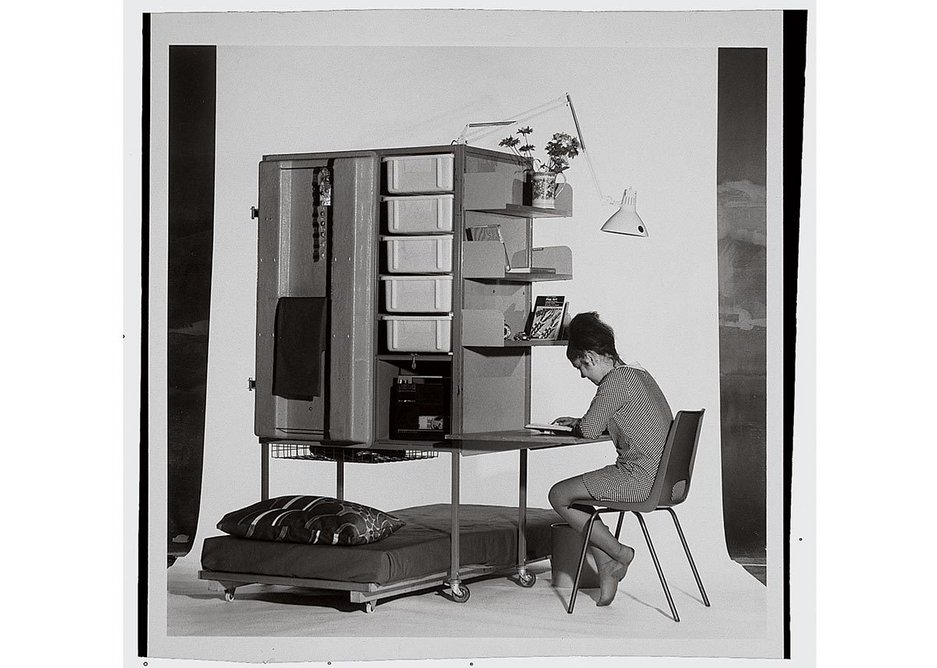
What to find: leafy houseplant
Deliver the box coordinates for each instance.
[500,126,580,208]
[499,127,581,174]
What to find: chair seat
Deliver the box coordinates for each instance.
[571,497,666,514]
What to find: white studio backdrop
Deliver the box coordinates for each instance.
[200,41,722,548]
[145,8,787,659]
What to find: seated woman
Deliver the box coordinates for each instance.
[549,312,673,606]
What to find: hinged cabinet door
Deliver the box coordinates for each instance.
[254,154,378,443]
[326,155,378,443]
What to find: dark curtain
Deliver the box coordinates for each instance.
[167,46,216,565]
[716,48,768,566]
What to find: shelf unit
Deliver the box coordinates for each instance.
[253,144,576,453]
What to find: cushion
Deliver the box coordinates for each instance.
[216,495,405,546]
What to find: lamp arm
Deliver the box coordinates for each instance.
[455,93,570,145]
[565,93,619,205]
[580,142,620,205]
[455,120,515,145]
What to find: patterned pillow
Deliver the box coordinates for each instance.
[217,495,406,546]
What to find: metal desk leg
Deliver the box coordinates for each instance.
[515,449,535,587]
[518,449,528,575]
[448,450,467,600]
[336,460,345,500]
[260,442,270,501]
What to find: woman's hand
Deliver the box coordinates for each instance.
[552,416,581,429]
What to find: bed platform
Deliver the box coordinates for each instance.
[199,503,560,612]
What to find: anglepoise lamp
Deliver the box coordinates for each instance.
[600,188,646,236]
[455,93,648,237]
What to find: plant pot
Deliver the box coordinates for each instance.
[530,171,567,209]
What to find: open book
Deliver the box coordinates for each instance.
[524,422,573,434]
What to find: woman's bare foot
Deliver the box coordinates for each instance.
[596,546,635,606]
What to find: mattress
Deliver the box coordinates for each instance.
[201,504,560,586]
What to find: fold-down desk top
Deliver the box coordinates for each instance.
[443,429,603,456]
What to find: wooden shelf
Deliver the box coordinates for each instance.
[501,269,572,283]
[462,243,572,282]
[462,309,568,348]
[501,339,568,348]
[470,203,571,219]
[466,339,568,349]
[462,173,573,216]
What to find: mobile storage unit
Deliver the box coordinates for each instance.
[201,145,582,611]
[252,144,574,452]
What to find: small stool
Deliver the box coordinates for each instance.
[550,523,600,589]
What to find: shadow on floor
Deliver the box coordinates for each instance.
[734,559,767,585]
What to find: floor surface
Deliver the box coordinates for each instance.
[162,538,775,663]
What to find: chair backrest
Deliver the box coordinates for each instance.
[648,409,705,509]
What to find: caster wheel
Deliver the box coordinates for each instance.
[517,572,537,588]
[224,589,236,602]
[451,585,471,603]
[364,602,375,614]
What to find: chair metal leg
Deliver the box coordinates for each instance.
[665,507,710,607]
[633,511,679,622]
[614,511,625,540]
[567,511,600,614]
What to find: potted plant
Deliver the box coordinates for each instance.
[499,127,580,208]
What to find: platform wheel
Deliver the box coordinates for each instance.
[364,601,375,614]
[450,584,471,603]
[224,589,236,602]
[517,571,537,588]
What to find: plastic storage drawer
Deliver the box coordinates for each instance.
[383,154,454,193]
[381,275,453,313]
[380,315,453,352]
[384,194,454,234]
[382,234,453,274]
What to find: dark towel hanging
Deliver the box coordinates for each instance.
[272,297,329,400]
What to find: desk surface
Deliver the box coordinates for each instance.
[265,431,605,456]
[443,429,602,456]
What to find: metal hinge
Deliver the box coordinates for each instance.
[247,378,256,391]
[250,206,259,220]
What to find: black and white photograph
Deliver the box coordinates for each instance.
[21,1,937,666]
[129,3,815,665]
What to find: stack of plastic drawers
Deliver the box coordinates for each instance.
[379,154,455,353]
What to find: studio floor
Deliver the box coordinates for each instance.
[162,535,775,663]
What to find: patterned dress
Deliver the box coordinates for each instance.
[578,364,673,503]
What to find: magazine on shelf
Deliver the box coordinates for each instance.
[465,224,503,242]
[526,295,567,340]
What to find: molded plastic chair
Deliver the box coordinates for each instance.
[566,409,710,619]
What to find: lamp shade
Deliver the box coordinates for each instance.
[601,188,648,237]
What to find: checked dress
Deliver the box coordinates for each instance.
[578,364,673,503]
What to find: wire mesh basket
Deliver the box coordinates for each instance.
[270,442,438,463]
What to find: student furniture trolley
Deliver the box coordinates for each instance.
[199,145,597,611]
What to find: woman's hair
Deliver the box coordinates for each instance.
[565,311,623,363]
